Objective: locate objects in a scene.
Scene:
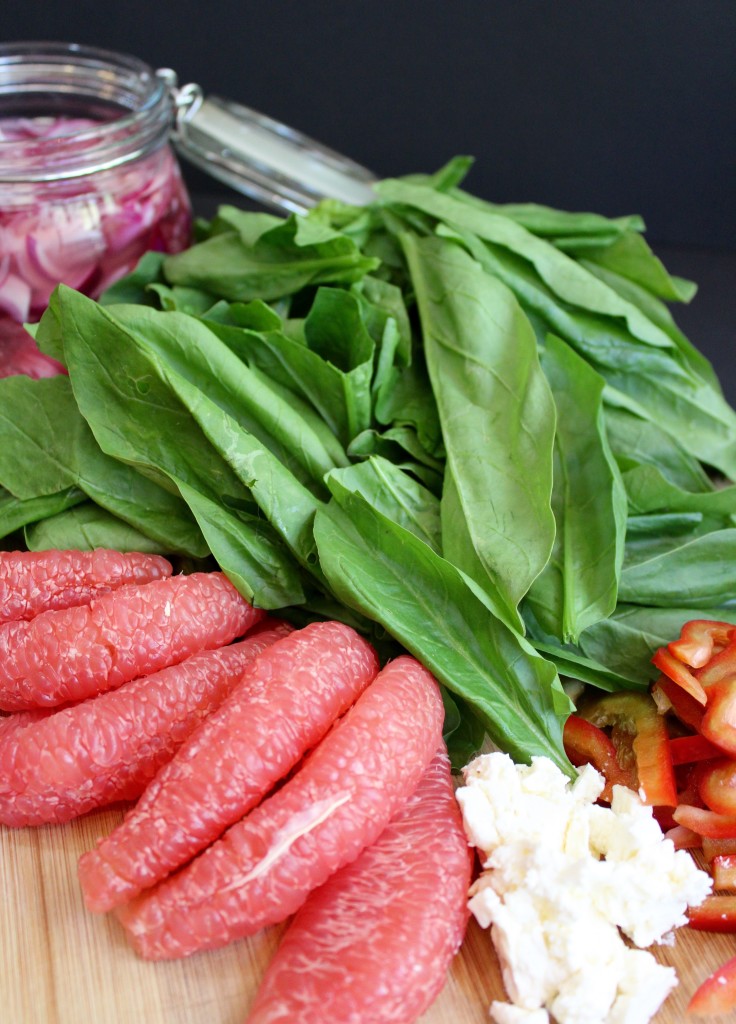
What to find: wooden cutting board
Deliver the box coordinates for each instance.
[2,808,735,1024]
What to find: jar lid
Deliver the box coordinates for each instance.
[167,78,377,214]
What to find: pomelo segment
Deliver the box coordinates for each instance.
[0,621,292,827]
[0,572,264,711]
[117,655,445,960]
[78,620,379,912]
[0,549,172,625]
[245,746,473,1024]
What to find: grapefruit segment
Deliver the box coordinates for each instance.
[0,572,264,711]
[0,621,292,827]
[78,620,379,912]
[117,655,445,960]
[245,746,473,1024]
[0,548,172,625]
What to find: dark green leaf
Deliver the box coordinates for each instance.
[527,335,626,642]
[25,502,164,553]
[402,231,555,617]
[314,491,573,773]
[0,487,84,540]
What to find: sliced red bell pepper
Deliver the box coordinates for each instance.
[653,646,708,704]
[674,804,736,839]
[700,678,736,757]
[688,955,736,1016]
[712,854,736,890]
[688,895,736,932]
[664,824,702,850]
[668,619,735,670]
[669,734,724,766]
[563,714,634,801]
[581,691,677,807]
[698,758,736,817]
[703,836,736,863]
[652,676,705,733]
[696,636,736,688]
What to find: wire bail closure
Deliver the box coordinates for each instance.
[156,67,376,214]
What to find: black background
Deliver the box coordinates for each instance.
[5,1,735,394]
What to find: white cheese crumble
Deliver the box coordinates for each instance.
[456,752,712,1024]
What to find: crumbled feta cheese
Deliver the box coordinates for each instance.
[457,752,711,1024]
[491,1000,550,1024]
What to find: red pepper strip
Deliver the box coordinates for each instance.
[697,637,736,688]
[674,804,736,839]
[652,647,707,705]
[703,836,736,862]
[562,714,634,802]
[712,854,736,890]
[669,734,724,766]
[668,619,735,670]
[653,804,678,832]
[581,691,677,806]
[664,824,702,850]
[701,679,736,758]
[688,895,736,933]
[652,677,705,733]
[688,955,736,1016]
[697,758,736,817]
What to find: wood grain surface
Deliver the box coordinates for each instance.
[3,807,736,1024]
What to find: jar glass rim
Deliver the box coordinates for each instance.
[0,41,173,182]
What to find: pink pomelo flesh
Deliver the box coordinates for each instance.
[78,620,379,911]
[117,655,445,960]
[0,621,291,828]
[0,572,264,711]
[245,746,473,1024]
[0,548,172,625]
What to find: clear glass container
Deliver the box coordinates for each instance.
[0,41,192,330]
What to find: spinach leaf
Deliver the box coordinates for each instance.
[205,296,374,451]
[378,180,677,352]
[314,490,573,773]
[54,287,304,608]
[603,403,714,493]
[98,251,166,306]
[527,335,626,642]
[326,456,441,553]
[462,237,736,479]
[302,287,375,444]
[622,464,736,518]
[578,258,717,390]
[619,528,736,608]
[532,640,644,693]
[173,479,306,605]
[348,427,444,494]
[402,231,555,619]
[372,351,444,460]
[25,502,165,553]
[109,304,347,494]
[0,487,84,541]
[579,604,736,685]
[574,231,697,303]
[163,213,379,301]
[0,374,206,556]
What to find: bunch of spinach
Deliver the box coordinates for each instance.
[3,158,736,771]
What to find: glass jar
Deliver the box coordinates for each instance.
[0,41,191,330]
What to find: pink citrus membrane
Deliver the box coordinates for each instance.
[78,620,379,912]
[0,548,172,625]
[117,655,445,961]
[0,621,291,828]
[0,572,265,711]
[245,746,473,1024]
